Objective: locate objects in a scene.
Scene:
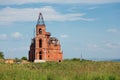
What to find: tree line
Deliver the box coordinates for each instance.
[0,51,27,60]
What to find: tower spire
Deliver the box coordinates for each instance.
[37,12,45,25]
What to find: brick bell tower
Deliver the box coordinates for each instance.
[29,13,63,62]
[34,13,47,62]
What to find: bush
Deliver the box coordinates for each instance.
[0,52,4,59]
[14,57,21,63]
[21,57,27,60]
[0,59,4,64]
[71,58,80,61]
[108,75,116,80]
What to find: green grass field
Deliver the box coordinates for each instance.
[0,60,120,80]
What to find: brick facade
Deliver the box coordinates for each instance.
[28,13,63,62]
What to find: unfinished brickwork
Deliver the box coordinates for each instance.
[28,13,63,62]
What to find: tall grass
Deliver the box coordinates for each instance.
[0,60,120,80]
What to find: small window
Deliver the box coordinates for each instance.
[39,29,42,34]
[39,39,42,48]
[39,51,42,54]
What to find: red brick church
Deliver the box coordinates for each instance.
[28,13,63,62]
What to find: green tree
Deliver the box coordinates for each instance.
[21,57,27,60]
[0,52,4,59]
[14,57,21,63]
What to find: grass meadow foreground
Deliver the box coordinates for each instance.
[0,60,120,80]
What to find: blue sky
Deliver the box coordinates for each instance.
[0,0,120,60]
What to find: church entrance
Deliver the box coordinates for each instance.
[39,51,42,60]
[39,55,42,60]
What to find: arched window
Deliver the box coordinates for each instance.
[59,60,61,62]
[39,51,42,54]
[39,51,42,60]
[39,39,42,48]
[39,28,42,34]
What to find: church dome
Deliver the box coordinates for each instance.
[49,37,60,45]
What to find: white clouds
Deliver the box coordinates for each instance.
[106,43,116,48]
[0,7,39,23]
[0,32,23,40]
[0,6,94,25]
[6,46,29,58]
[91,44,99,48]
[88,7,98,10]
[41,0,120,4]
[84,41,120,53]
[60,34,69,38]
[107,28,119,33]
[105,42,120,49]
[11,32,23,39]
[0,0,120,5]
[0,0,40,5]
[86,44,101,52]
[0,34,8,40]
[8,47,29,52]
